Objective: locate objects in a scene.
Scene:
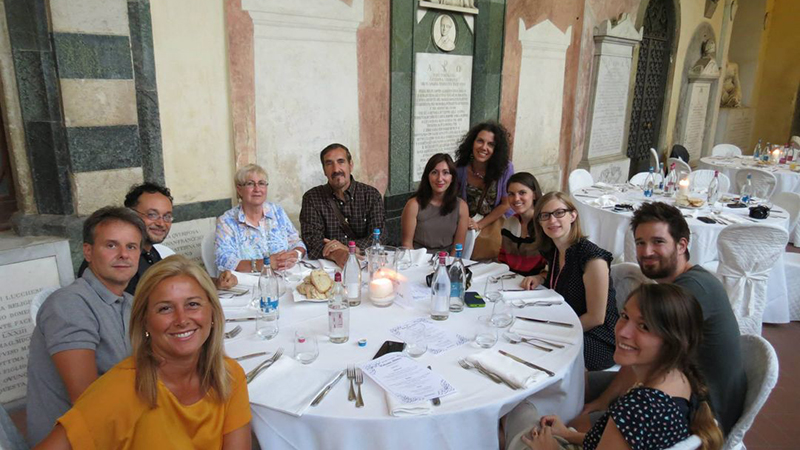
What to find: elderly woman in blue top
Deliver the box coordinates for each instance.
[215,164,307,273]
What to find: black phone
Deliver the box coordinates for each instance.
[373,340,406,359]
[464,291,485,308]
[697,216,716,224]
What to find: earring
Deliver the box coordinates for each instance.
[145,331,150,338]
[211,321,214,326]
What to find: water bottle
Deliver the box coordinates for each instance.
[430,252,450,321]
[328,272,350,343]
[753,139,762,161]
[762,142,771,162]
[657,162,666,193]
[448,244,466,312]
[664,163,677,196]
[368,228,382,279]
[707,170,720,205]
[371,228,382,251]
[342,241,362,307]
[256,256,280,339]
[643,167,655,198]
[740,174,753,205]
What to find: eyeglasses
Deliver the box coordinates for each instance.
[240,181,268,189]
[537,208,572,222]
[134,209,174,223]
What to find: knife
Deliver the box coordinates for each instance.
[234,351,267,362]
[311,371,346,406]
[498,350,555,377]
[225,317,257,322]
[516,316,574,328]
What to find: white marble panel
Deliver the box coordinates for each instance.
[72,168,144,216]
[161,218,217,268]
[243,0,364,220]
[513,19,571,182]
[50,0,130,36]
[714,107,754,151]
[681,81,713,161]
[586,55,632,158]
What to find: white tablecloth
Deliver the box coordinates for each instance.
[572,186,791,323]
[223,262,585,450]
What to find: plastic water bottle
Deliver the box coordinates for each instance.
[762,142,771,162]
[328,272,350,344]
[657,162,666,193]
[448,244,466,312]
[664,163,677,196]
[740,174,753,205]
[643,167,655,198]
[753,139,762,161]
[256,257,280,339]
[707,170,720,205]
[342,241,362,307]
[368,228,382,279]
[430,252,450,321]
[371,228,382,251]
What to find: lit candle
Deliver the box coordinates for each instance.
[678,178,689,198]
[772,149,781,164]
[369,277,394,307]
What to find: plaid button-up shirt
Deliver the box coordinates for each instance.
[300,177,385,259]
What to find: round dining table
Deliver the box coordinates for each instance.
[222,260,585,450]
[572,185,792,323]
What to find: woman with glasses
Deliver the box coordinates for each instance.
[401,153,469,255]
[532,192,618,370]
[215,164,306,273]
[499,172,547,288]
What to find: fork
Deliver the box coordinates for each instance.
[347,365,356,401]
[224,325,242,339]
[245,348,284,384]
[355,368,365,408]
[298,260,317,270]
[458,358,502,384]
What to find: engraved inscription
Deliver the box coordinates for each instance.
[684,83,711,160]
[588,57,631,157]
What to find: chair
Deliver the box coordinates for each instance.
[153,243,175,258]
[201,232,218,277]
[723,335,779,450]
[667,157,692,180]
[30,287,59,327]
[0,404,27,450]
[670,144,690,162]
[462,229,478,261]
[688,169,731,195]
[649,147,661,172]
[772,192,800,243]
[772,192,800,321]
[610,263,654,314]
[734,169,777,200]
[711,144,742,157]
[629,172,664,188]
[665,435,701,450]
[716,223,788,335]
[568,169,593,193]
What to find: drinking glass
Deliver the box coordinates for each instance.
[490,298,515,328]
[293,329,319,364]
[402,323,428,358]
[475,315,498,348]
[484,276,503,304]
[256,310,279,340]
[395,246,413,270]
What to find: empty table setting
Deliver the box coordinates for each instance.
[221,255,584,450]
[699,155,800,196]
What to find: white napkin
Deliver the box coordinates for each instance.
[232,271,260,287]
[588,195,618,208]
[719,213,748,224]
[408,248,429,267]
[248,357,341,417]
[510,318,574,344]
[501,289,558,303]
[466,350,546,389]
[591,182,614,190]
[469,263,510,281]
[385,391,432,417]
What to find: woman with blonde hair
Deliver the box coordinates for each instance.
[35,255,251,449]
[532,192,618,370]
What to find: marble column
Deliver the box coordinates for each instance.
[578,14,642,184]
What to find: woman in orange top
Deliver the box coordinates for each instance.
[35,255,252,449]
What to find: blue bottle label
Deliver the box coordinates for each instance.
[450,282,462,298]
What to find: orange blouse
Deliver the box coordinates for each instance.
[58,357,251,449]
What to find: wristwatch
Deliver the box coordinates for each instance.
[294,249,303,260]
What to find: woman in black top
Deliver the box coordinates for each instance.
[532,192,618,370]
[516,284,723,450]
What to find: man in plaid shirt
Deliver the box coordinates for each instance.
[300,143,385,267]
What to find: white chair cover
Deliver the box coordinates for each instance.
[610,263,654,313]
[723,335,779,450]
[665,435,702,450]
[623,227,636,264]
[201,232,218,277]
[153,243,176,258]
[711,144,743,157]
[716,223,788,335]
[783,252,800,321]
[462,229,479,261]
[688,169,731,195]
[568,169,593,193]
[649,147,661,172]
[771,192,800,246]
[30,287,59,327]
[734,168,777,200]
[667,157,691,180]
[629,172,664,188]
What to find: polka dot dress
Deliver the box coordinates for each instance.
[584,387,691,450]
[544,238,619,370]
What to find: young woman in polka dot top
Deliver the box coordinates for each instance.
[518,284,723,450]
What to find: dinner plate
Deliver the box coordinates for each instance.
[292,287,330,303]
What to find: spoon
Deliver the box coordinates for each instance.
[503,332,552,352]
[509,300,563,309]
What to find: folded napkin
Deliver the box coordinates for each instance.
[469,263,510,281]
[385,391,432,417]
[408,248,429,267]
[509,318,574,344]
[466,350,546,389]
[501,289,559,303]
[591,182,614,190]
[219,289,253,308]
[588,195,618,208]
[248,357,341,417]
[232,271,260,287]
[719,213,748,224]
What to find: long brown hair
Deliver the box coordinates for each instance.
[626,284,723,450]
[130,255,231,408]
[532,191,585,254]
[414,153,460,216]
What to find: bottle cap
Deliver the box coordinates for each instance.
[358,339,367,347]
[455,243,463,251]
[335,272,342,282]
[373,228,380,234]
[349,241,356,247]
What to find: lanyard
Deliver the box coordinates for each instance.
[550,248,564,290]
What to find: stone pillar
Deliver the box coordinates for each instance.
[578,14,642,184]
[242,0,364,219]
[513,19,571,192]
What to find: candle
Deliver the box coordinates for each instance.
[772,149,780,164]
[369,277,395,307]
[678,178,689,198]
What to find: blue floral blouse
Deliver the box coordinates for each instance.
[214,202,306,271]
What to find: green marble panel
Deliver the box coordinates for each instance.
[173,199,232,223]
[470,0,505,124]
[53,33,134,79]
[67,125,142,172]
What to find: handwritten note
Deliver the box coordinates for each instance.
[390,318,470,355]
[361,353,456,404]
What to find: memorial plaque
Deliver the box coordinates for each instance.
[0,257,61,403]
[587,57,631,158]
[161,218,216,268]
[684,82,711,160]
[412,52,472,182]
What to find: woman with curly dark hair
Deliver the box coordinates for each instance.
[454,121,514,259]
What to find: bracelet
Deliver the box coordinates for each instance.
[294,249,303,260]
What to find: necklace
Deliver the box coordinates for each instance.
[469,163,485,180]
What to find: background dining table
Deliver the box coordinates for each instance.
[572,184,792,323]
[222,259,585,450]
